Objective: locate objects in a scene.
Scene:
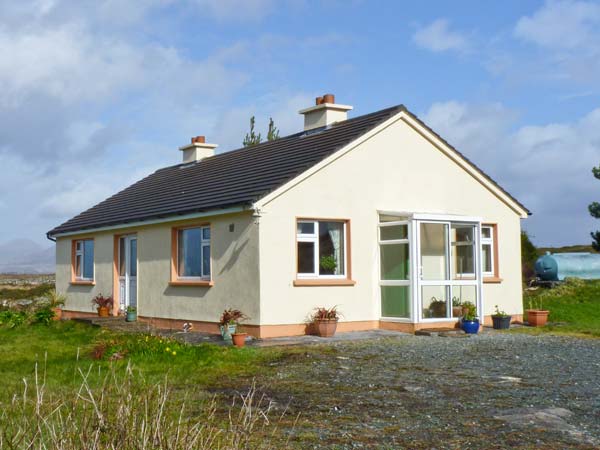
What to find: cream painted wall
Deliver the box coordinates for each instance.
[56,233,115,314]
[257,117,525,325]
[56,212,260,324]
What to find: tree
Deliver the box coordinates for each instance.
[521,231,538,283]
[267,117,279,141]
[589,165,600,250]
[243,116,280,147]
[243,116,262,147]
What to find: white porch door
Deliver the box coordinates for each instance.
[417,221,481,321]
[118,235,137,311]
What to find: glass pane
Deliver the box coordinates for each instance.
[319,222,345,276]
[75,254,82,278]
[482,243,492,273]
[297,241,315,273]
[482,226,492,239]
[380,243,409,280]
[420,223,448,280]
[422,285,448,318]
[202,227,210,240]
[380,224,408,241]
[129,239,137,277]
[83,240,94,279]
[178,228,202,277]
[119,238,126,276]
[297,222,315,235]
[379,214,408,223]
[452,286,477,317]
[202,244,210,277]
[381,286,410,318]
[452,225,475,279]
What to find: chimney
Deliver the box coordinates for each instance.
[179,135,218,163]
[298,93,353,131]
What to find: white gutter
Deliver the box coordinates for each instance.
[48,205,251,239]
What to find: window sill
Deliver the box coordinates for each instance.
[70,280,95,286]
[169,280,214,287]
[483,276,503,284]
[293,279,356,287]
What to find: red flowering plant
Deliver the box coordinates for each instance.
[219,308,248,327]
[91,294,114,309]
[311,306,341,322]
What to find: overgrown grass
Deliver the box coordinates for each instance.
[520,278,600,337]
[0,282,54,300]
[0,321,300,448]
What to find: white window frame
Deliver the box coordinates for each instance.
[481,225,494,277]
[74,239,94,281]
[378,220,412,321]
[296,220,347,279]
[177,225,211,280]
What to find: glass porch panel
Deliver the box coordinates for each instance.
[381,285,410,318]
[380,243,409,280]
[119,238,126,276]
[451,285,477,317]
[451,225,476,279]
[380,224,408,241]
[422,285,448,319]
[420,223,448,280]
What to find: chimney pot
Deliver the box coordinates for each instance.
[298,93,353,131]
[315,96,324,105]
[191,135,205,144]
[322,93,335,104]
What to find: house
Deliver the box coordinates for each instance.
[48,94,530,337]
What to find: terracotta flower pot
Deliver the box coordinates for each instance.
[315,319,338,337]
[527,309,549,327]
[452,306,463,317]
[97,306,110,317]
[51,307,62,321]
[232,333,248,348]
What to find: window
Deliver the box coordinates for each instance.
[481,224,499,280]
[171,225,211,284]
[73,239,94,281]
[296,220,348,279]
[451,224,476,279]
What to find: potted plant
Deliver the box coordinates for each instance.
[219,309,247,341]
[45,289,66,321]
[461,302,479,334]
[526,297,549,327]
[319,255,337,275]
[491,304,512,329]
[312,306,341,337]
[91,294,114,317]
[451,296,462,318]
[232,324,249,348]
[429,297,447,317]
[126,306,137,322]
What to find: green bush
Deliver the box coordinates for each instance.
[33,307,55,325]
[0,310,28,328]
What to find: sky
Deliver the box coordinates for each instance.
[1,0,599,248]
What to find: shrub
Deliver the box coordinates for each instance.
[32,307,55,325]
[0,310,28,328]
[219,309,248,326]
[91,293,114,309]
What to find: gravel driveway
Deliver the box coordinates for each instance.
[245,333,600,449]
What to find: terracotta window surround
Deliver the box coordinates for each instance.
[170,223,213,287]
[482,223,502,284]
[70,238,95,285]
[294,217,355,287]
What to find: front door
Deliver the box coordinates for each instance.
[118,235,137,311]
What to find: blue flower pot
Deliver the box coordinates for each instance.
[461,319,480,334]
[220,324,237,341]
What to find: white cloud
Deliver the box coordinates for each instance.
[423,101,600,246]
[413,19,469,53]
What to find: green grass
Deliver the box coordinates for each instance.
[0,320,289,403]
[0,282,54,300]
[520,278,600,337]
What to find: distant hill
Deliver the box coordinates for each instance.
[537,244,599,255]
[0,239,55,274]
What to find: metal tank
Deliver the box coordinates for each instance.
[535,252,600,281]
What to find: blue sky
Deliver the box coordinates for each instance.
[1,0,599,247]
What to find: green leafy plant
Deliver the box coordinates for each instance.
[452,296,462,307]
[219,309,248,326]
[527,297,545,311]
[0,310,28,328]
[311,306,341,322]
[33,307,55,325]
[493,305,510,317]
[461,301,477,321]
[319,255,337,272]
[44,289,66,308]
[126,306,137,313]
